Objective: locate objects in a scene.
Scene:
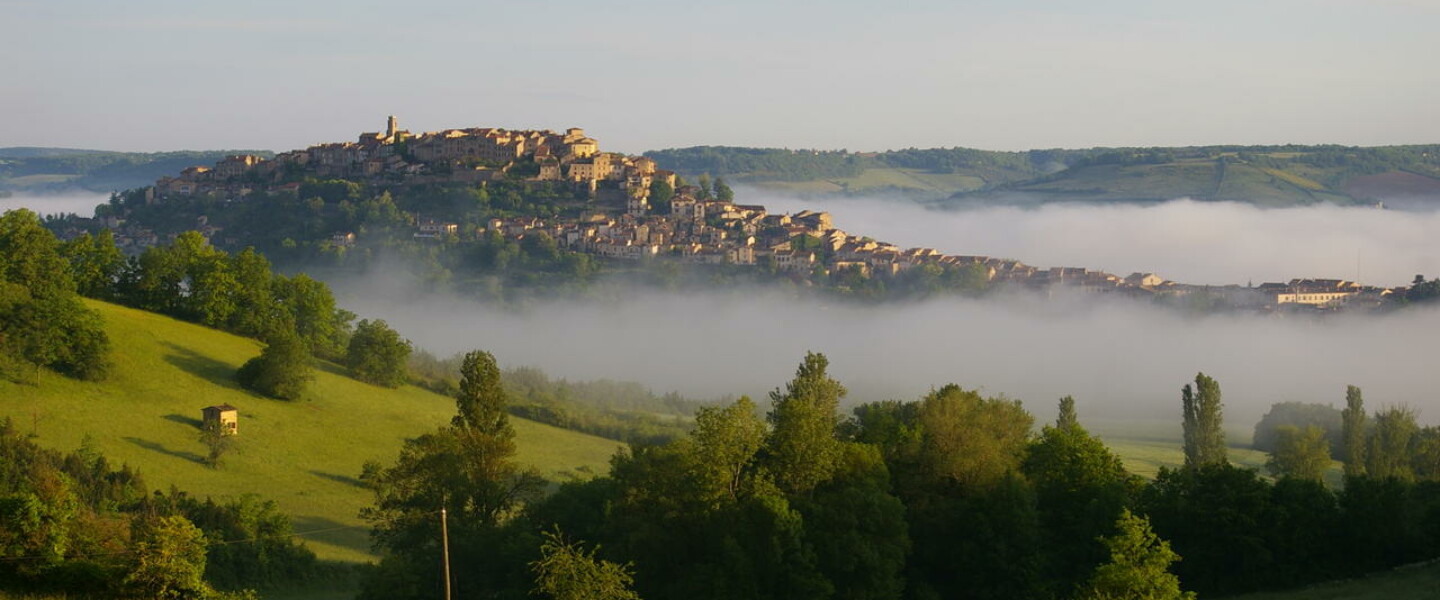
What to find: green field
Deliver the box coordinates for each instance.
[1,174,83,186]
[750,167,988,196]
[1221,560,1440,600]
[0,300,623,564]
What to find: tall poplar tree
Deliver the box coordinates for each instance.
[1341,385,1367,477]
[1056,395,1080,430]
[1181,373,1226,468]
[454,350,511,436]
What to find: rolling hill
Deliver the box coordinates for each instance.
[0,300,623,564]
[647,144,1440,207]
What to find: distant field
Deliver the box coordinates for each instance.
[1220,560,1440,600]
[1088,418,1345,486]
[1013,160,1219,201]
[2,174,82,186]
[748,167,987,196]
[0,300,623,563]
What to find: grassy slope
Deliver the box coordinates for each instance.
[0,300,622,564]
[748,167,989,196]
[1220,561,1440,600]
[1087,418,1346,487]
[741,153,1429,206]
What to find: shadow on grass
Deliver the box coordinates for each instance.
[310,469,367,489]
[161,341,245,390]
[163,413,204,429]
[123,435,205,464]
[314,360,348,378]
[291,514,375,558]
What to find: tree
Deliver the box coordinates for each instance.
[226,248,278,338]
[530,528,641,600]
[1139,465,1272,596]
[361,349,544,600]
[1367,406,1418,481]
[1023,397,1134,593]
[1265,425,1331,482]
[1077,510,1195,600]
[235,331,312,400]
[345,319,413,388]
[795,443,909,600]
[917,384,1033,489]
[1414,426,1440,481]
[60,229,124,300]
[1252,402,1341,454]
[1057,395,1079,430]
[648,180,674,214]
[123,515,214,600]
[271,273,352,360]
[199,422,234,469]
[696,174,713,200]
[454,350,510,435]
[765,352,845,495]
[690,396,767,504]
[0,209,111,380]
[1342,385,1367,477]
[1181,373,1226,468]
[713,177,734,203]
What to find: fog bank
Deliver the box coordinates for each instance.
[0,194,109,218]
[338,285,1440,428]
[754,194,1440,288]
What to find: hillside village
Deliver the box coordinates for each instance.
[121,118,1405,311]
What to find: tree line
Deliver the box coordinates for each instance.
[356,354,1440,600]
[1252,385,1440,482]
[2,209,418,400]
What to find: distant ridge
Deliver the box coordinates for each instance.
[644,144,1440,207]
[0,148,276,193]
[0,146,115,158]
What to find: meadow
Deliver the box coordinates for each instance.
[0,300,622,564]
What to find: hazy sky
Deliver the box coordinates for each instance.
[5,0,1438,154]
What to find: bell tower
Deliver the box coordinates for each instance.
[386,115,398,138]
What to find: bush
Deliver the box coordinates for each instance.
[236,333,312,400]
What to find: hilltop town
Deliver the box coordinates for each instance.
[86,118,1411,311]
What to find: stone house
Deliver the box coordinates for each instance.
[202,404,238,435]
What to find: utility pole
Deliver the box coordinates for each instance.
[441,507,452,600]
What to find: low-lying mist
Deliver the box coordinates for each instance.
[755,193,1440,288]
[338,284,1440,430]
[0,193,110,218]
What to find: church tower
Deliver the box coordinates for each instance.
[386,115,398,139]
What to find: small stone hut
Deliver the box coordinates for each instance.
[202,404,239,435]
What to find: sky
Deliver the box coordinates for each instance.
[4,0,1438,154]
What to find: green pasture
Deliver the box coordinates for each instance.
[0,300,623,564]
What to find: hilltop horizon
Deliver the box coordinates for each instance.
[9,135,1440,160]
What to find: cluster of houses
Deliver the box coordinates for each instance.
[470,189,1396,310]
[152,116,676,206]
